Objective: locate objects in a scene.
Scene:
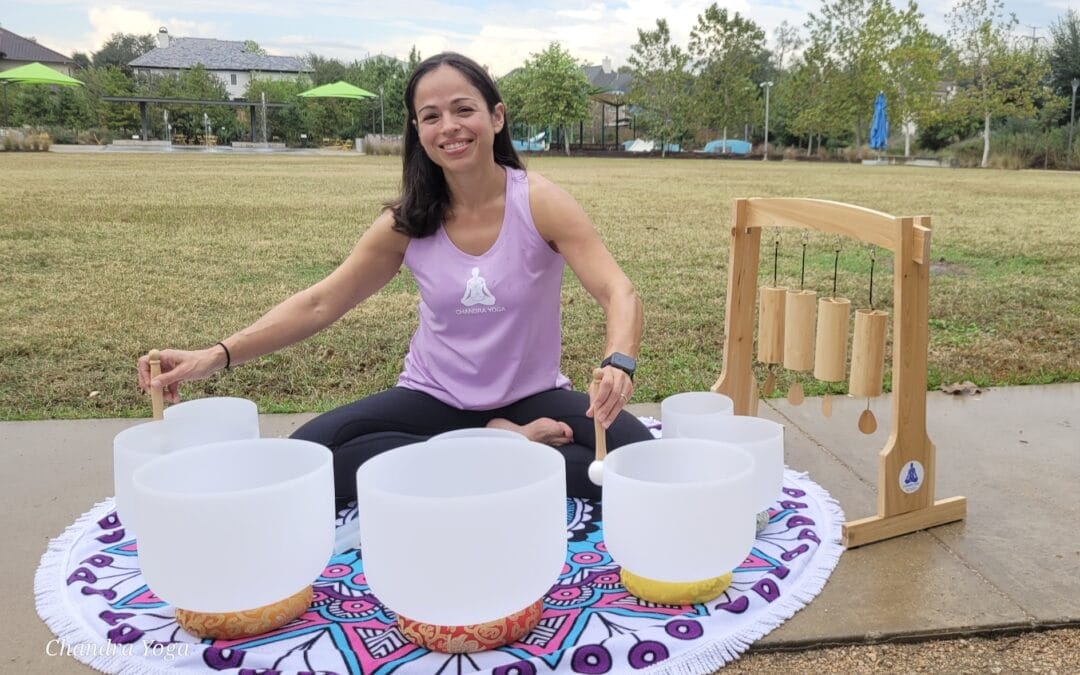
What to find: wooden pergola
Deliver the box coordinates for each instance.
[589,90,631,149]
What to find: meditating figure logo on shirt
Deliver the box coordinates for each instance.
[461,267,497,306]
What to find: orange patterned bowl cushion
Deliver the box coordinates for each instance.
[396,597,544,653]
[175,585,313,640]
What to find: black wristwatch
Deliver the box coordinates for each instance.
[601,352,637,381]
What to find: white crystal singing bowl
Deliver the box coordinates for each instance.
[131,438,335,613]
[428,427,527,441]
[162,396,260,448]
[356,438,566,627]
[113,397,261,535]
[113,418,176,535]
[603,438,756,582]
[678,415,785,513]
[661,391,734,438]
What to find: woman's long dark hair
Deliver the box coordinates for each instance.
[389,52,523,238]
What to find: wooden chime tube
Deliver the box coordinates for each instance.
[757,286,786,364]
[849,309,889,398]
[783,290,817,372]
[814,297,850,382]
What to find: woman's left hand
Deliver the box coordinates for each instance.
[588,366,634,429]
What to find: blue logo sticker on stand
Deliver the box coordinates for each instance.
[899,460,925,494]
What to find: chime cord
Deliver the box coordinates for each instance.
[869,247,877,309]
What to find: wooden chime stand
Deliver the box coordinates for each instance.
[712,198,966,548]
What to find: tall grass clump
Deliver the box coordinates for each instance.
[364,134,403,156]
[1,129,52,151]
[947,128,1078,170]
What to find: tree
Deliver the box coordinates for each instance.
[79,65,140,133]
[783,42,848,153]
[245,76,308,144]
[772,21,804,72]
[305,53,348,85]
[72,52,92,70]
[628,19,695,156]
[805,0,941,149]
[92,33,156,72]
[243,40,267,56]
[883,7,945,155]
[947,0,1048,167]
[512,43,591,155]
[689,4,767,151]
[1049,10,1080,96]
[497,68,531,138]
[350,54,410,135]
[141,64,232,141]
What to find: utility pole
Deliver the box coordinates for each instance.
[760,81,774,161]
[1021,25,1043,51]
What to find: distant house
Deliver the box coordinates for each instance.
[583,58,633,101]
[0,26,76,75]
[129,28,311,99]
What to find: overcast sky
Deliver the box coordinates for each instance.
[4,0,1075,76]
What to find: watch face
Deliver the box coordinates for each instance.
[610,353,636,373]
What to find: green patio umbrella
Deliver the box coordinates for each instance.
[298,81,377,145]
[0,62,84,126]
[297,81,377,100]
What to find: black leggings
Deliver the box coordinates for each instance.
[290,386,653,500]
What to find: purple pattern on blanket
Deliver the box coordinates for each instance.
[45,474,841,674]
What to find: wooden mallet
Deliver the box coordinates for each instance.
[587,368,607,486]
[148,349,164,420]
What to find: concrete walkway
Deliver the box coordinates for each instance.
[4,384,1077,672]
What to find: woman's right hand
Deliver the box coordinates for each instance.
[137,346,226,404]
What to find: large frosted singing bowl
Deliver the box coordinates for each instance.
[429,427,527,441]
[679,415,785,529]
[603,438,756,604]
[162,396,260,448]
[661,391,734,438]
[131,438,334,638]
[113,418,176,535]
[113,396,261,536]
[356,438,566,652]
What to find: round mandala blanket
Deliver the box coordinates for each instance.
[36,470,843,674]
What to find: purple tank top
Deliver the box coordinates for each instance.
[397,167,572,409]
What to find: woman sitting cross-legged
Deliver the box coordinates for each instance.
[137,51,652,500]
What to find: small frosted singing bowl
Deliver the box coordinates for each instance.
[131,438,335,639]
[113,418,176,535]
[162,396,260,450]
[429,427,527,441]
[603,438,756,604]
[678,415,785,531]
[661,391,734,438]
[356,438,566,653]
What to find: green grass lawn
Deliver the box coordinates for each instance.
[1,152,1077,420]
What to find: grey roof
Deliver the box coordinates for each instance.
[583,65,633,94]
[0,27,72,64]
[130,38,310,73]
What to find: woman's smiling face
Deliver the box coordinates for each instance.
[412,64,505,172]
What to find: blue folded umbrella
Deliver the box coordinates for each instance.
[870,91,889,151]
